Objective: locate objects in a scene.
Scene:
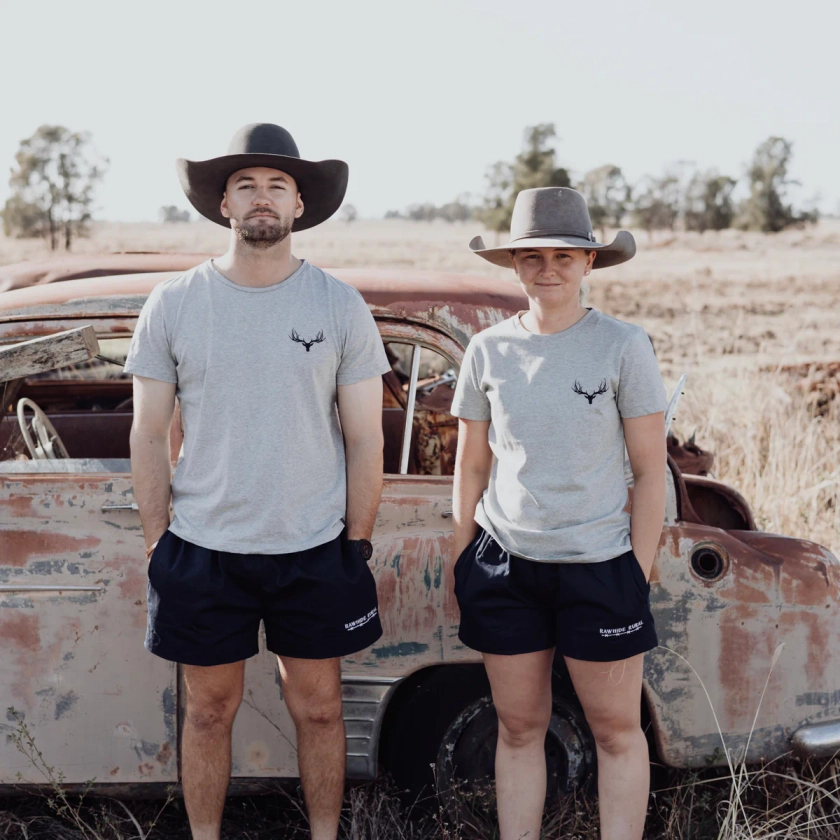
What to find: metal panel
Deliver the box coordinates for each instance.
[642,523,840,767]
[0,475,177,784]
[342,676,402,779]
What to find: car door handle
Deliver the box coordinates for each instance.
[441,509,453,518]
[101,503,139,512]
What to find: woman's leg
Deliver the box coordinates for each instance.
[483,648,555,840]
[565,653,649,840]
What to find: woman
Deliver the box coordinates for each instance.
[451,187,667,840]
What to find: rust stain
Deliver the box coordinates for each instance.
[137,763,154,776]
[246,742,269,768]
[0,612,40,650]
[116,561,149,630]
[155,742,172,765]
[109,767,120,776]
[0,496,36,517]
[1,530,100,566]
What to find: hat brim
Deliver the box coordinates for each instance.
[176,154,349,231]
[469,230,636,269]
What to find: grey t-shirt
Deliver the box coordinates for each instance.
[451,308,667,563]
[124,259,391,554]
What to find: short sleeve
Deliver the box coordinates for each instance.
[451,337,491,421]
[336,291,391,386]
[616,328,668,418]
[124,285,178,384]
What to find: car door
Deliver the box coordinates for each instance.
[0,332,177,788]
[344,326,478,678]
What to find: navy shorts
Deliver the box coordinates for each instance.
[146,529,382,666]
[454,528,657,662]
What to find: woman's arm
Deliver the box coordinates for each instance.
[623,411,666,579]
[453,418,493,558]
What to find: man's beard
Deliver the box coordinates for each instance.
[232,215,293,250]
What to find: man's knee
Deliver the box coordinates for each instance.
[288,690,343,729]
[186,691,242,732]
[497,705,551,749]
[294,695,343,729]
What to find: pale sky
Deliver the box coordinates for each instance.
[1,0,837,222]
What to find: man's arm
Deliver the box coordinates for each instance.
[623,411,667,578]
[453,418,492,559]
[337,376,384,540]
[130,375,177,553]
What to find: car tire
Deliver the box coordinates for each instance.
[434,694,595,814]
[378,665,490,806]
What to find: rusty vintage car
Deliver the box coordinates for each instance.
[0,268,838,798]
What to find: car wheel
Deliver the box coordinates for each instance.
[434,695,594,811]
[378,665,491,806]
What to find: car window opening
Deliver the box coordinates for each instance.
[0,334,459,478]
[383,340,457,477]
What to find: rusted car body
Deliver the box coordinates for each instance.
[0,269,838,795]
[0,252,213,294]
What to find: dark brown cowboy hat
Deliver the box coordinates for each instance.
[176,123,349,231]
[470,187,636,269]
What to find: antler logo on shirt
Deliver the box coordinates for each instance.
[290,329,326,352]
[572,379,608,404]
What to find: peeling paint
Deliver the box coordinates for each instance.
[373,642,430,659]
[54,691,78,720]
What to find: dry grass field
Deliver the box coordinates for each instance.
[1,220,839,838]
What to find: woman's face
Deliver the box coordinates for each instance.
[511,248,596,306]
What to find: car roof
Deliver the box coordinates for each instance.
[0,252,215,293]
[0,266,528,347]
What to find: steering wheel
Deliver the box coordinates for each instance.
[16,398,70,460]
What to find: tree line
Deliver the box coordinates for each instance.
[1,124,820,252]
[386,125,818,236]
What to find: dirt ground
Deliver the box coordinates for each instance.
[2,219,840,552]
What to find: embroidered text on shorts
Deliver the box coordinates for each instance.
[346,608,378,631]
[600,620,644,638]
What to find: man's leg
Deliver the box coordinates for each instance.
[278,656,345,840]
[483,648,555,840]
[565,653,648,840]
[182,661,246,840]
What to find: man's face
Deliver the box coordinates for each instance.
[511,248,595,304]
[220,167,304,248]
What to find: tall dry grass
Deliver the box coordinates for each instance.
[670,369,840,554]
[2,762,839,839]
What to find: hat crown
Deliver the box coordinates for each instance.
[226,123,301,159]
[510,187,594,241]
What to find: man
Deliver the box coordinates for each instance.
[125,123,390,840]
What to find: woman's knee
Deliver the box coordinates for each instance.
[589,718,645,756]
[496,706,551,749]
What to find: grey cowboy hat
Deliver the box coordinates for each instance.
[470,187,635,269]
[176,123,349,231]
